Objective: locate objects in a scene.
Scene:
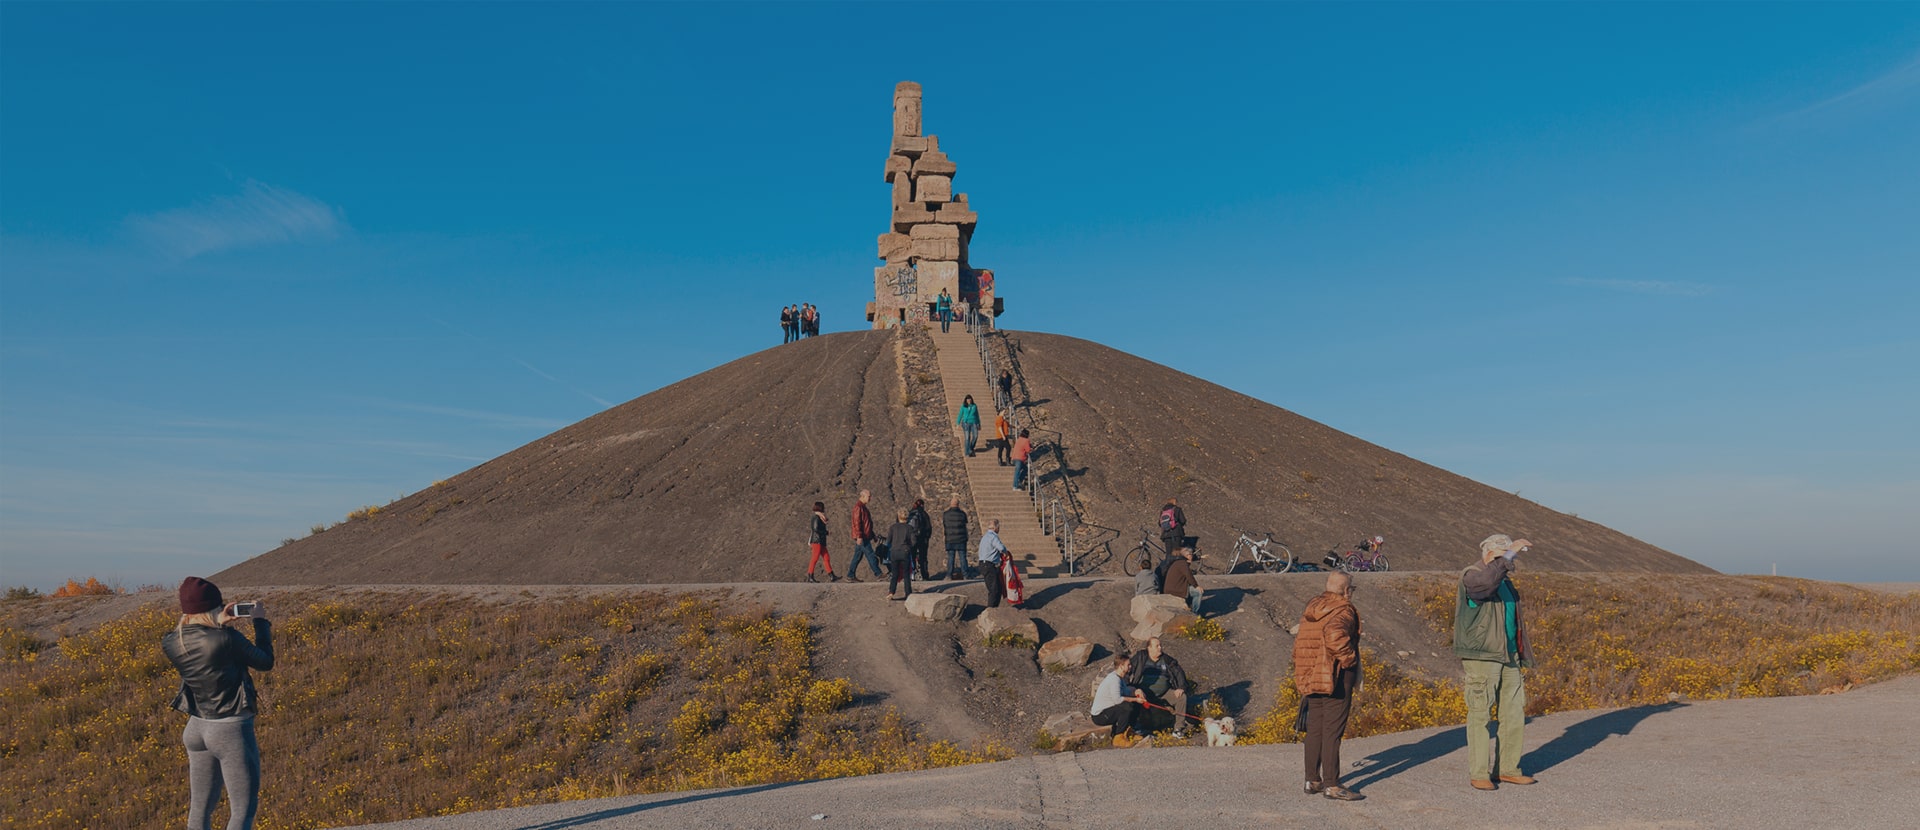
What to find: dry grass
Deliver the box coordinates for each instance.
[0,592,1003,829]
[1244,575,1920,745]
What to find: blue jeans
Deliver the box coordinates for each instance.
[962,422,979,455]
[940,308,952,332]
[849,541,883,578]
[945,543,974,579]
[1187,586,1204,615]
[1013,459,1028,489]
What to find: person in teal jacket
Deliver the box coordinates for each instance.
[1455,533,1537,791]
[956,394,981,456]
[936,289,954,333]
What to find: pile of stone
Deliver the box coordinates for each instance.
[869,81,993,327]
[1129,594,1199,642]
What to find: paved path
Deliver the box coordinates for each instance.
[357,675,1920,829]
[929,327,1057,576]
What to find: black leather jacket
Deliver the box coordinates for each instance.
[162,620,274,719]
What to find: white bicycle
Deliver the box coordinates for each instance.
[1226,530,1294,574]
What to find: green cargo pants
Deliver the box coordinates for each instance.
[1462,659,1527,780]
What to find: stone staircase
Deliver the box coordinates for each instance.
[928,327,1061,577]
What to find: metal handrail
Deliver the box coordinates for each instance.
[968,325,1105,574]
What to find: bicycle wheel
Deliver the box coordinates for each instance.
[1339,552,1361,574]
[1261,543,1294,574]
[1122,546,1147,577]
[1373,554,1389,572]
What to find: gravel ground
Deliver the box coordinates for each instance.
[353,673,1920,830]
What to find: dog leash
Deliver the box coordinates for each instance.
[1135,699,1206,722]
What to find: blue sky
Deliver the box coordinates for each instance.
[2,3,1916,589]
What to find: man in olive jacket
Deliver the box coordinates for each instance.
[1455,533,1536,791]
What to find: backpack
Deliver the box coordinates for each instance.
[1159,506,1178,533]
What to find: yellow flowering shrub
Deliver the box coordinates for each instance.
[0,592,1003,829]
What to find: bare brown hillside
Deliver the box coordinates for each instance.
[1007,331,1708,573]
[215,328,1706,587]
[217,330,938,586]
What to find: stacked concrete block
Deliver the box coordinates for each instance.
[869,81,999,328]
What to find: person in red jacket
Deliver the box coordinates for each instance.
[848,490,883,582]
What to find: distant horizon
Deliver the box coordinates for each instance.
[4,3,1916,589]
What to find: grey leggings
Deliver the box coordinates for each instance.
[183,716,260,830]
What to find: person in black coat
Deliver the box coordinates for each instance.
[941,495,972,580]
[907,498,933,581]
[886,509,917,600]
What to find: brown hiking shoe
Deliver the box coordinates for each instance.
[1498,774,1537,785]
[1471,779,1497,791]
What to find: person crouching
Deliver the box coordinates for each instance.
[1091,652,1149,747]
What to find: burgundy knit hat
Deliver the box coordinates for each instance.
[178,577,223,615]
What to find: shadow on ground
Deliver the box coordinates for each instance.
[510,781,810,829]
[1524,702,1683,774]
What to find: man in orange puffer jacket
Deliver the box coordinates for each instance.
[1291,571,1364,802]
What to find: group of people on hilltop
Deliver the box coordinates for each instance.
[780,304,821,343]
[804,489,1023,607]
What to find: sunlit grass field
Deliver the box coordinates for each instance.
[0,592,1002,829]
[1243,574,1920,742]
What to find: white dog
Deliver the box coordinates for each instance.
[1202,716,1237,747]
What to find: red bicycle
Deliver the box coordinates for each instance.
[1331,536,1390,573]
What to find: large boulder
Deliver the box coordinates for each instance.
[975,607,1040,645]
[904,592,966,622]
[1130,594,1188,622]
[1037,636,1094,669]
[1129,607,1199,642]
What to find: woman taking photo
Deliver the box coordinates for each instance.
[161,576,275,830]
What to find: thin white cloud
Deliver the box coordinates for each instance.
[1558,277,1713,297]
[128,180,345,258]
[1767,52,1920,125]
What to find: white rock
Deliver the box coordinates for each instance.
[904,592,966,622]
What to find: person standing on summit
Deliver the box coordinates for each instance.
[1457,533,1538,792]
[780,305,795,344]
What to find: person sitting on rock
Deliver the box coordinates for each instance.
[1162,547,1203,615]
[1091,652,1148,747]
[1126,636,1194,739]
[1133,551,1159,596]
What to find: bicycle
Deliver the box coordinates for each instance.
[1122,531,1167,577]
[1333,537,1390,573]
[1123,530,1211,576]
[1226,530,1294,574]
